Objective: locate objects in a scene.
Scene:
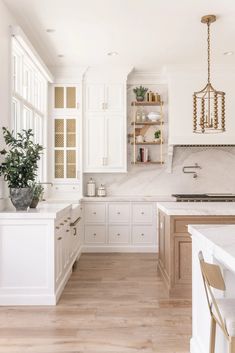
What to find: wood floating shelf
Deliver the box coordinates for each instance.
[131,121,163,126]
[130,141,163,145]
[131,161,164,165]
[131,101,163,106]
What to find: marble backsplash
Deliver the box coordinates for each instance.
[83,146,235,196]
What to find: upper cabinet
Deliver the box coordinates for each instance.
[84,81,127,173]
[53,84,80,114]
[85,83,124,114]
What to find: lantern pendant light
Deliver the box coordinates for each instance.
[193,15,225,133]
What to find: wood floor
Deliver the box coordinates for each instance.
[0,253,191,353]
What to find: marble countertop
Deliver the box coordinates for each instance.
[188,224,235,271]
[0,202,72,219]
[82,195,175,202]
[157,202,235,216]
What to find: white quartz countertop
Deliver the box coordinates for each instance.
[0,202,72,219]
[82,195,175,202]
[188,224,235,272]
[157,202,235,216]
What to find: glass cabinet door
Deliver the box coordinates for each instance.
[54,86,77,109]
[54,118,77,180]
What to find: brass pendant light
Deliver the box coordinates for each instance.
[193,15,225,133]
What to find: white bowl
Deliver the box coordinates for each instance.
[147,112,161,121]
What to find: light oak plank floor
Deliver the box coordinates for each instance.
[0,253,191,353]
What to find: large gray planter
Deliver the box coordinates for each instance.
[10,188,33,211]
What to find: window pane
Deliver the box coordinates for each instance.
[66,119,76,147]
[55,150,64,178]
[23,106,33,130]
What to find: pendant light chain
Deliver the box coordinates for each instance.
[207,20,210,84]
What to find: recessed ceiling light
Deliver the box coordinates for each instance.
[46,29,55,33]
[224,51,234,56]
[107,51,119,56]
[58,54,64,58]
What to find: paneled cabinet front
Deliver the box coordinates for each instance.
[84,82,126,173]
[85,83,124,114]
[83,201,156,250]
[53,84,79,114]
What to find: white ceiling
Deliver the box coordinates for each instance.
[3,0,235,71]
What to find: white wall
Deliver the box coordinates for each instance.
[0,0,16,209]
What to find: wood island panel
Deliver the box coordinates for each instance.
[157,211,235,298]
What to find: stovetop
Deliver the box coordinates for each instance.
[172,194,235,202]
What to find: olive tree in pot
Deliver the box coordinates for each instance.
[0,128,43,211]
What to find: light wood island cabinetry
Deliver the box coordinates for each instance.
[158,206,235,298]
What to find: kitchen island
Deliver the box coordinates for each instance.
[189,224,235,353]
[157,202,235,297]
[0,202,82,305]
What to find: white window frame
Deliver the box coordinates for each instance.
[11,35,51,182]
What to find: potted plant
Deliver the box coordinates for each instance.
[0,128,43,211]
[30,183,44,208]
[133,85,148,102]
[154,129,161,142]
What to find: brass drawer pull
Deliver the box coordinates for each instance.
[141,212,145,215]
[56,226,60,230]
[141,233,144,236]
[93,212,96,215]
[93,233,96,236]
[117,233,120,236]
[60,223,64,226]
[66,229,70,232]
[57,237,62,241]
[117,212,120,215]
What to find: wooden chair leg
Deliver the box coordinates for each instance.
[229,337,235,353]
[210,316,216,353]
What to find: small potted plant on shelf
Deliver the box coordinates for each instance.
[0,128,43,211]
[133,86,148,102]
[30,183,44,208]
[154,129,161,142]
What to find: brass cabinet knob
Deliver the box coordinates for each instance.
[57,237,62,241]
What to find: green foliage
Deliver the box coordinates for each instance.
[0,128,43,188]
[133,85,148,97]
[31,182,44,199]
[154,130,161,139]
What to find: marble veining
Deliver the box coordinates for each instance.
[84,146,235,197]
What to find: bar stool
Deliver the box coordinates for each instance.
[198,251,235,353]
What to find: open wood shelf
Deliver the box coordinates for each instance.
[131,161,164,165]
[131,121,163,126]
[130,141,163,145]
[131,101,163,106]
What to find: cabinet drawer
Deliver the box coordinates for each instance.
[108,203,130,223]
[132,225,153,245]
[108,225,129,244]
[132,203,153,224]
[84,203,106,223]
[85,225,106,244]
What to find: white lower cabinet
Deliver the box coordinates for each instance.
[0,205,82,306]
[108,225,130,244]
[85,225,106,244]
[132,225,153,245]
[83,201,156,251]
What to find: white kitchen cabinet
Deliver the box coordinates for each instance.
[85,225,106,244]
[132,203,153,224]
[85,83,124,114]
[84,114,126,172]
[108,225,130,244]
[132,225,153,245]
[82,201,156,251]
[108,203,130,223]
[0,204,82,306]
[52,84,79,114]
[84,81,127,173]
[84,203,106,223]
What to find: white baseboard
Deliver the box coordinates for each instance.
[82,245,157,253]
